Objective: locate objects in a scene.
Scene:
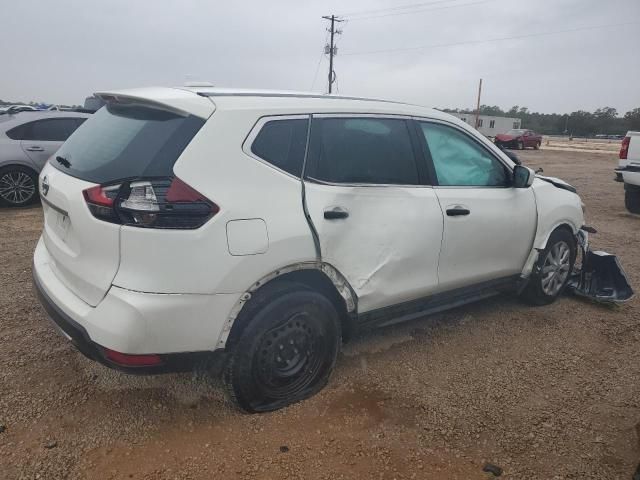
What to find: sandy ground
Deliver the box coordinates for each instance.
[542,137,622,154]
[1,149,639,480]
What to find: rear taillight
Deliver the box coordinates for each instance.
[620,136,630,159]
[83,184,120,222]
[82,177,218,229]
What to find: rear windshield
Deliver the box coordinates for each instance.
[51,104,205,184]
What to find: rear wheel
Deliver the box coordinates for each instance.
[224,281,341,413]
[625,183,640,214]
[521,229,576,305]
[0,165,39,207]
[534,141,541,150]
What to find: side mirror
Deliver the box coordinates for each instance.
[513,165,535,188]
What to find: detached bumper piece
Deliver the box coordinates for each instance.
[567,232,634,304]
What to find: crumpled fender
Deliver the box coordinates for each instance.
[521,178,584,278]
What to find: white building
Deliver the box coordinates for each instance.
[448,113,521,137]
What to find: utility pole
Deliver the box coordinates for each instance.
[474,78,483,129]
[322,15,343,94]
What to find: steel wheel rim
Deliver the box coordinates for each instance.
[541,241,571,296]
[0,172,35,204]
[254,311,328,400]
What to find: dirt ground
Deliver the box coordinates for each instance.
[1,148,639,480]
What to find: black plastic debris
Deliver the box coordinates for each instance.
[482,462,503,476]
[279,445,289,453]
[568,250,634,304]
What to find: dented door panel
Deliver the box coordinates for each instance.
[303,182,444,313]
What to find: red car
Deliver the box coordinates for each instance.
[494,129,542,150]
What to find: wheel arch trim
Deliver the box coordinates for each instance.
[216,262,357,348]
[520,220,580,279]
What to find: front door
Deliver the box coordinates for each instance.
[303,116,444,313]
[416,121,537,291]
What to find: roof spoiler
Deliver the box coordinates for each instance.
[94,93,191,117]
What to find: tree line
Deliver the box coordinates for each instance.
[442,105,640,137]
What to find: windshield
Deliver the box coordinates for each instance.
[506,129,526,135]
[51,104,205,184]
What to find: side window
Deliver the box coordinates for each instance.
[29,118,79,141]
[5,123,32,140]
[489,120,495,129]
[477,119,483,127]
[251,118,308,177]
[419,122,508,187]
[306,117,420,185]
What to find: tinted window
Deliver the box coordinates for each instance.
[5,123,30,140]
[30,118,79,141]
[51,105,205,184]
[5,117,85,141]
[251,118,308,177]
[420,122,508,187]
[307,117,419,185]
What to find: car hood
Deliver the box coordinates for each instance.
[536,174,577,194]
[495,134,517,141]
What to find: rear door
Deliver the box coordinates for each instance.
[21,118,83,169]
[416,120,537,291]
[303,115,444,313]
[40,104,206,306]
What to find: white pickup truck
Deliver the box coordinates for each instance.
[616,131,640,213]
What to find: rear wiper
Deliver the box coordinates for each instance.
[56,156,71,168]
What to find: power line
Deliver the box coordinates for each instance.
[342,21,639,56]
[338,0,466,18]
[344,0,493,21]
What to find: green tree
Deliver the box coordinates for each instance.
[625,108,640,131]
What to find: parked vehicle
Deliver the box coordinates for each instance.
[33,87,585,412]
[494,129,542,150]
[0,111,90,206]
[0,105,39,114]
[615,131,640,213]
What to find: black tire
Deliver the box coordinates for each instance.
[534,141,541,150]
[624,184,640,214]
[521,229,576,306]
[224,281,341,413]
[0,165,39,207]
[517,140,524,150]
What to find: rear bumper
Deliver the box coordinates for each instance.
[617,166,640,187]
[33,271,225,374]
[32,236,240,373]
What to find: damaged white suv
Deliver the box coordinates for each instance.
[33,87,585,412]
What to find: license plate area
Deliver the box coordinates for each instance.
[46,206,70,242]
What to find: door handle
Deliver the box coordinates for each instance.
[26,146,44,152]
[446,207,470,217]
[324,208,349,220]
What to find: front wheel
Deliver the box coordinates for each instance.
[0,165,39,207]
[224,282,341,413]
[521,229,576,305]
[517,140,524,150]
[534,141,541,150]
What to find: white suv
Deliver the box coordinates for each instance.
[33,87,585,412]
